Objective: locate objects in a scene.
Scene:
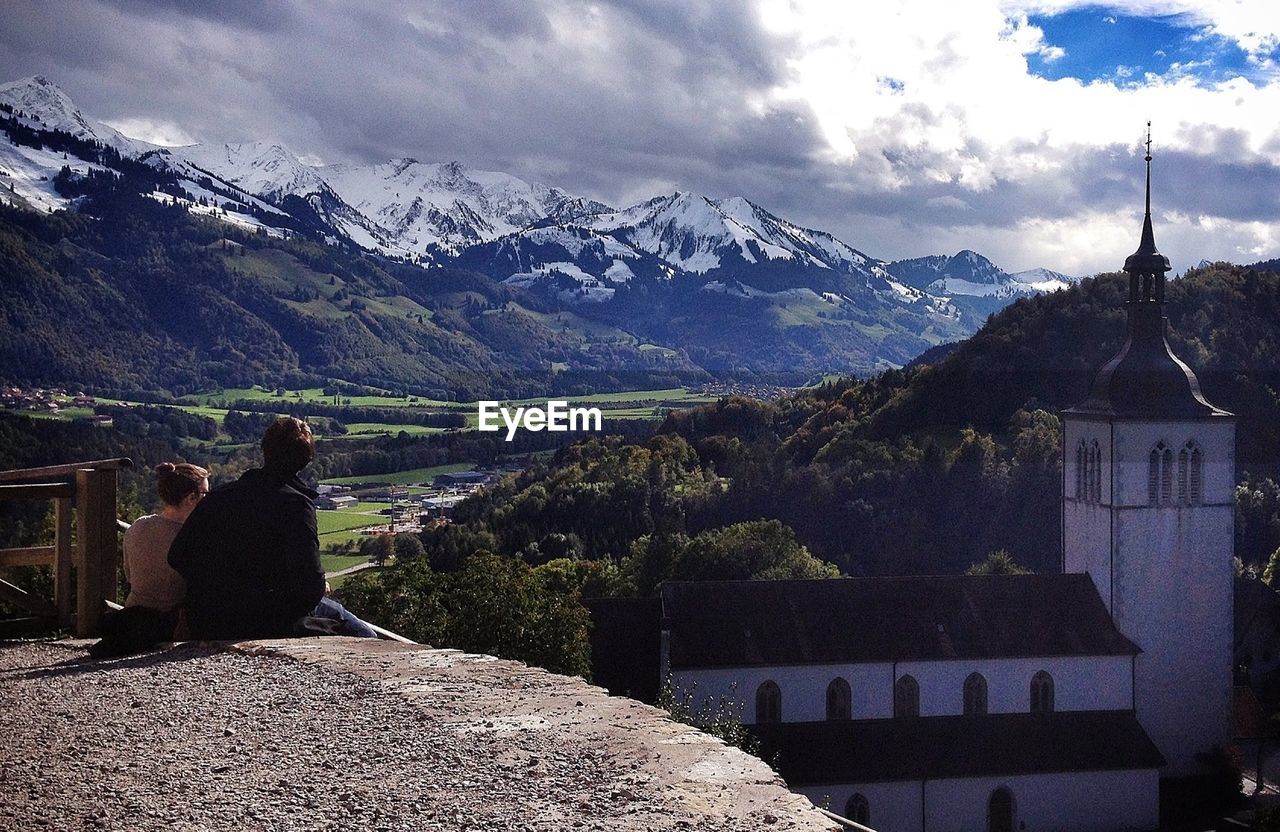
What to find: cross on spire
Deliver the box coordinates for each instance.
[1144,121,1152,223]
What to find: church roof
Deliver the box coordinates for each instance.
[661,574,1138,669]
[751,710,1165,785]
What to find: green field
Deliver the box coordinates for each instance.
[199,385,462,410]
[320,528,379,548]
[341,422,451,437]
[320,554,371,574]
[316,510,387,535]
[322,462,473,486]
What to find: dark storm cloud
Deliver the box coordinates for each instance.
[101,0,299,32]
[0,0,1276,273]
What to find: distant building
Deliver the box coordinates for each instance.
[432,471,497,488]
[317,495,357,510]
[591,147,1233,832]
[420,493,467,518]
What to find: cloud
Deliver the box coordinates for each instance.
[101,117,195,146]
[0,0,1277,275]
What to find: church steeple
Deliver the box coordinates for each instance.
[1123,123,1171,306]
[1067,125,1228,419]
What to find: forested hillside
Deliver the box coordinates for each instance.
[357,264,1280,589]
[0,194,705,399]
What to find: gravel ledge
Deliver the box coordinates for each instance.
[0,639,839,831]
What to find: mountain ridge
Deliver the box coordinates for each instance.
[0,75,1082,382]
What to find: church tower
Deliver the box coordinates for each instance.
[1062,129,1235,776]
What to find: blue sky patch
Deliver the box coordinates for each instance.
[1025,8,1266,86]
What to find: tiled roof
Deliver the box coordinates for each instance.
[662,574,1138,669]
[751,710,1165,785]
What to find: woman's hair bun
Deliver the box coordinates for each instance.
[154,462,176,475]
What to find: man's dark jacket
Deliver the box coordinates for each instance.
[168,466,325,639]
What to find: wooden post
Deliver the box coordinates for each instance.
[98,468,119,608]
[54,495,73,630]
[74,468,116,637]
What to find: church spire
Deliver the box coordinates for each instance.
[1066,124,1228,420]
[1123,122,1170,305]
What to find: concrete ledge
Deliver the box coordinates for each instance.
[1,638,839,831]
[239,638,839,830]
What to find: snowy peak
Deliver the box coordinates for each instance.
[885,251,1077,300]
[173,141,329,200]
[1008,267,1077,292]
[317,158,581,253]
[0,75,95,139]
[0,75,143,154]
[588,191,876,277]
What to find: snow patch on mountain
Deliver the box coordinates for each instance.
[1008,267,1077,293]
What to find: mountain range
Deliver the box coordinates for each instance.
[0,75,1081,389]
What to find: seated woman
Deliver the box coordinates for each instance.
[90,462,208,658]
[124,462,208,613]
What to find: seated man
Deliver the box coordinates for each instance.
[168,416,375,640]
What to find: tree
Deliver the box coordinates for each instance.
[392,532,425,563]
[334,551,592,678]
[670,520,839,583]
[966,549,1032,575]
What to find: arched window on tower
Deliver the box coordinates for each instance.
[1189,443,1203,504]
[1090,440,1102,501]
[894,675,919,718]
[1178,447,1189,503]
[826,677,852,721]
[1161,445,1174,503]
[755,680,781,724]
[845,794,870,825]
[1151,442,1176,505]
[1148,446,1161,504]
[963,672,988,716]
[1075,440,1086,500]
[1030,670,1054,713]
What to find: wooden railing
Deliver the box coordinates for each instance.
[0,458,132,637]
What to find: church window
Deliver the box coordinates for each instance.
[1090,440,1102,501]
[1150,442,1177,504]
[826,677,852,721]
[1030,670,1054,713]
[845,794,870,825]
[1189,443,1203,504]
[756,680,781,723]
[894,674,919,718]
[989,787,1015,832]
[1075,441,1086,500]
[1178,447,1189,502]
[963,672,988,716]
[1148,447,1160,504]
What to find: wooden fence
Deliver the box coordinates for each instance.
[0,458,131,637]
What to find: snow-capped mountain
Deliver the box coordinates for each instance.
[885,251,1076,299]
[0,75,147,156]
[0,74,1082,373]
[588,192,881,278]
[1008,267,1076,293]
[453,190,951,315]
[162,141,607,257]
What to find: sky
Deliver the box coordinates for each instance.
[2,0,1280,275]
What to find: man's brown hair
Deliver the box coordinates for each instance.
[261,416,314,474]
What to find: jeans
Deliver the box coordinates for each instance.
[312,596,380,638]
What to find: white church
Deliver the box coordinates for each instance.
[659,148,1236,832]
